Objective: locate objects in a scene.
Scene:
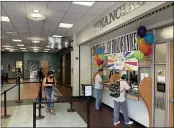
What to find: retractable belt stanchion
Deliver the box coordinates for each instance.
[15,76,23,103]
[67,87,76,112]
[1,91,11,119]
[36,80,45,120]
[33,102,36,128]
[37,80,44,109]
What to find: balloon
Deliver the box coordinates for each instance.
[144,32,155,45]
[139,42,149,54]
[134,50,144,61]
[94,55,99,61]
[137,26,147,38]
[94,61,99,67]
[144,46,152,56]
[97,48,102,54]
[96,59,102,66]
[99,54,105,60]
[137,38,144,45]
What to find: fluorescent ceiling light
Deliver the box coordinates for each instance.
[12,39,22,42]
[33,48,38,51]
[20,48,26,50]
[44,49,50,50]
[1,16,10,22]
[2,45,13,48]
[53,35,63,38]
[32,40,40,43]
[22,50,27,52]
[59,23,73,28]
[46,46,50,48]
[6,32,17,34]
[4,47,11,50]
[73,2,95,6]
[17,44,24,47]
[44,51,48,52]
[33,10,40,13]
[9,49,15,52]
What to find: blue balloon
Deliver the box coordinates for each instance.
[97,48,102,54]
[144,32,155,45]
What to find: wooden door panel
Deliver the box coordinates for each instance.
[40,61,48,77]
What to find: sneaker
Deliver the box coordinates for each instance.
[114,121,120,126]
[125,121,133,125]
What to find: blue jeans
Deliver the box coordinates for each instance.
[95,88,102,110]
[44,88,54,110]
[113,100,130,123]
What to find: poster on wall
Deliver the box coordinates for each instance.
[157,70,165,82]
[8,64,13,71]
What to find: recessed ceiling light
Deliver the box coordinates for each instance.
[59,23,73,28]
[44,49,50,50]
[9,49,15,52]
[44,51,48,52]
[22,50,27,52]
[33,9,40,13]
[53,35,63,38]
[6,32,17,34]
[12,39,22,42]
[1,16,10,22]
[73,2,95,6]
[20,48,26,50]
[4,47,11,50]
[32,40,40,43]
[17,44,25,47]
[46,46,50,48]
[27,13,46,21]
[33,48,38,51]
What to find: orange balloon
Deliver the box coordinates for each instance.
[94,55,99,61]
[139,42,149,53]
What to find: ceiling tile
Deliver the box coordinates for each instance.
[61,18,78,24]
[15,25,29,33]
[92,2,115,9]
[55,27,70,36]
[64,12,83,20]
[28,19,44,29]
[10,17,28,26]
[45,17,62,23]
[2,22,16,32]
[46,9,66,18]
[47,2,71,11]
[86,7,105,16]
[1,7,8,16]
[68,4,91,14]
[25,2,48,14]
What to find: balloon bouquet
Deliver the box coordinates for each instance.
[93,47,105,68]
[134,26,155,61]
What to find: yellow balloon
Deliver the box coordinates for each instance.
[137,38,144,45]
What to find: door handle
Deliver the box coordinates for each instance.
[169,99,174,103]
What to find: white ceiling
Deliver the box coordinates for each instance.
[1,1,116,52]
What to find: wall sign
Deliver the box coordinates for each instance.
[92,31,138,56]
[94,2,145,32]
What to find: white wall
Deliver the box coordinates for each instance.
[80,46,91,96]
[71,34,79,96]
[76,2,167,45]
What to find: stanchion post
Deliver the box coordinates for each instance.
[33,102,36,128]
[1,91,11,119]
[15,77,23,103]
[67,87,76,112]
[87,97,90,128]
[37,81,44,109]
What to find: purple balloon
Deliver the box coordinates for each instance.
[137,26,147,38]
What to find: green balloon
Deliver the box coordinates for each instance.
[134,50,144,61]
[99,54,105,60]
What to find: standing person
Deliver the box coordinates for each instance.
[113,74,133,126]
[42,71,57,115]
[38,67,44,82]
[94,69,107,111]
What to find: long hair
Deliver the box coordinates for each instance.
[47,71,54,77]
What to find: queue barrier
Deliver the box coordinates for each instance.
[33,96,91,128]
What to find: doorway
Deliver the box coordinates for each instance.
[16,61,23,78]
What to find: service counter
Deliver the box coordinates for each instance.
[92,84,149,127]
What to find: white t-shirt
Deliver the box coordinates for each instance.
[95,74,103,90]
[113,80,130,102]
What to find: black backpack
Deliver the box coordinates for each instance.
[109,80,120,98]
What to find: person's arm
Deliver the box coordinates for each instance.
[123,81,131,92]
[42,77,52,87]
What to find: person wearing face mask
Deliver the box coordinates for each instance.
[42,71,57,115]
[94,69,108,111]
